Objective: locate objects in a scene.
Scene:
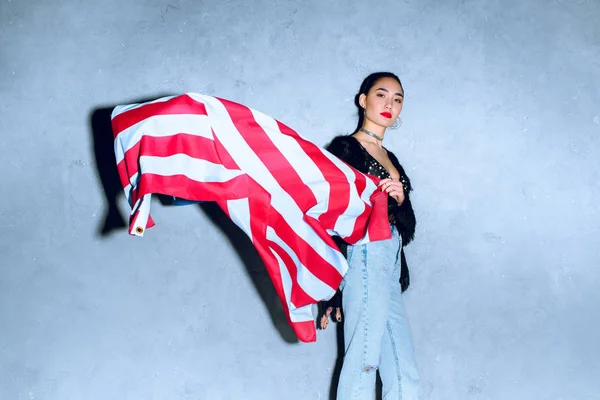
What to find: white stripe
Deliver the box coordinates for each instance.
[266,227,343,301]
[194,94,367,270]
[125,155,242,239]
[243,112,376,242]
[130,193,152,237]
[289,304,316,323]
[353,229,372,246]
[251,110,331,218]
[123,181,133,202]
[195,96,305,222]
[252,109,378,241]
[114,113,213,164]
[226,198,253,243]
[269,247,314,323]
[140,154,243,183]
[320,150,377,240]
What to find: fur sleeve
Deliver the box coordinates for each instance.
[326,135,366,172]
[387,151,417,246]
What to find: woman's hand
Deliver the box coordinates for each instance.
[379,178,405,205]
[319,306,343,329]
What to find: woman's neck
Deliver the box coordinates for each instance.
[355,125,385,148]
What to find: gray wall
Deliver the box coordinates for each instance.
[1,0,599,399]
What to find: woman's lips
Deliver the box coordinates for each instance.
[380,112,392,119]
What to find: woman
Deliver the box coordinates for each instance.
[319,72,419,399]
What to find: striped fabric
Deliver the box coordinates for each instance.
[111,93,391,342]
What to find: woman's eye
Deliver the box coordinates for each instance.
[395,99,402,103]
[377,93,385,97]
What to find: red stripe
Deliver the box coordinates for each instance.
[132,173,256,206]
[365,190,393,242]
[267,239,317,307]
[213,134,239,171]
[277,120,385,244]
[217,200,230,218]
[339,170,370,241]
[218,98,318,212]
[117,134,221,195]
[216,99,345,291]
[138,133,220,162]
[278,121,356,230]
[230,185,301,338]
[228,174,320,343]
[111,94,208,138]
[342,211,374,243]
[116,158,133,191]
[268,208,342,292]
[215,177,327,343]
[291,320,316,343]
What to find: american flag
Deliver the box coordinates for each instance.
[111,93,391,342]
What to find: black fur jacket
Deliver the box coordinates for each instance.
[327,135,416,248]
[321,135,416,315]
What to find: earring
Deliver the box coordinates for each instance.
[391,116,402,130]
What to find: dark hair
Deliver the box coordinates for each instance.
[354,72,403,132]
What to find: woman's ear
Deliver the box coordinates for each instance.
[358,93,367,109]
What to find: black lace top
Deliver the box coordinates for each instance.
[358,144,410,226]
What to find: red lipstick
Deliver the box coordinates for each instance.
[380,112,392,119]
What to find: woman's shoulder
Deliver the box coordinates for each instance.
[326,134,366,170]
[327,134,359,149]
[326,134,360,156]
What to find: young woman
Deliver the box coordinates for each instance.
[319,72,419,399]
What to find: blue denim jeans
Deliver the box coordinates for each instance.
[337,226,419,400]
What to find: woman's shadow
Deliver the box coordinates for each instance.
[88,95,297,344]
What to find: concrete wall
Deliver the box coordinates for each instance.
[1,0,599,398]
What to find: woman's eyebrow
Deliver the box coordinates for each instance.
[375,88,404,97]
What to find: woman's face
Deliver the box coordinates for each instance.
[359,77,404,128]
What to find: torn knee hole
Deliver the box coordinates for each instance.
[363,365,378,373]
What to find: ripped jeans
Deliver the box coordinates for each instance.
[337,226,419,400]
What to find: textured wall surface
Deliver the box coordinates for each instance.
[1,0,599,399]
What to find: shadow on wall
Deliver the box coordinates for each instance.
[88,96,298,344]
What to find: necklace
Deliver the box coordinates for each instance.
[359,128,383,141]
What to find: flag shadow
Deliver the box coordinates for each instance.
[89,94,173,236]
[196,202,299,344]
[90,104,129,236]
